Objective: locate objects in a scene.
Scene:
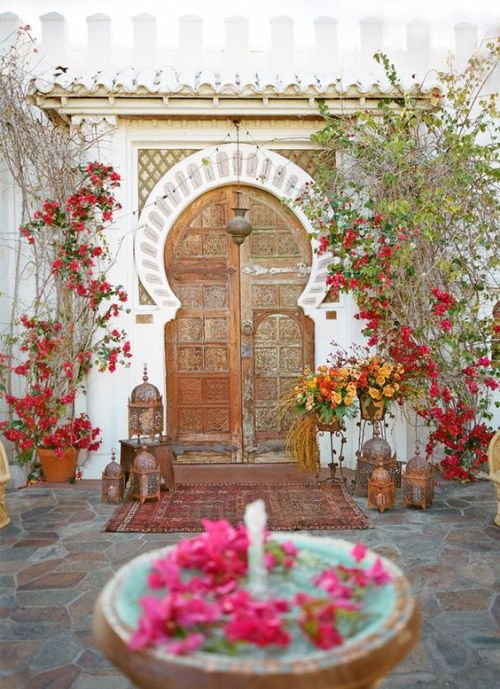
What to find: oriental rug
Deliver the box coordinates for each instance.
[104,482,371,533]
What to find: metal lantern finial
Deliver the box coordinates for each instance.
[226,120,252,245]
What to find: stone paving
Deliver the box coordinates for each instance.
[0,477,499,689]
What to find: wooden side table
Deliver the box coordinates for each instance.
[119,438,176,492]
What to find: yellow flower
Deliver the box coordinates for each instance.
[375,375,386,386]
[393,383,400,391]
[379,364,392,377]
[347,384,357,396]
[331,392,342,405]
[344,395,355,406]
[383,385,395,398]
[368,387,382,400]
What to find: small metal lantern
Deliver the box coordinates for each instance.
[101,448,125,504]
[355,422,401,496]
[367,457,396,513]
[128,364,164,439]
[130,446,161,504]
[403,446,435,510]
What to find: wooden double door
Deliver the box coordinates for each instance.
[165,186,313,462]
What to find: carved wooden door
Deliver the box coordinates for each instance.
[165,186,313,462]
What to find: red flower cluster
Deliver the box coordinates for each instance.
[1,162,131,465]
[421,402,493,481]
[303,190,498,481]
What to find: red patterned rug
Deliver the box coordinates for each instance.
[104,482,370,533]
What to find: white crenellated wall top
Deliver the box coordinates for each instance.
[0,11,498,96]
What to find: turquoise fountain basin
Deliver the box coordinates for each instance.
[94,534,420,689]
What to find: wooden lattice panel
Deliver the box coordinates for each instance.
[138,149,195,305]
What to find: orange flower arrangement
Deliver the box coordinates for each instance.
[295,365,358,425]
[352,356,405,403]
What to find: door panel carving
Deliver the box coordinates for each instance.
[165,186,313,462]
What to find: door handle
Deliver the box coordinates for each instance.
[241,319,254,336]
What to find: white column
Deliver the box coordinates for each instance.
[270,16,294,70]
[224,16,249,65]
[40,12,68,67]
[314,16,338,69]
[360,17,383,58]
[132,13,157,68]
[454,22,477,71]
[86,13,111,68]
[406,19,430,73]
[0,12,19,54]
[178,15,203,70]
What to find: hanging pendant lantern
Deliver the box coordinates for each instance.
[226,204,252,245]
[226,121,253,245]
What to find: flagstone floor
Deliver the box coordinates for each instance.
[0,466,499,689]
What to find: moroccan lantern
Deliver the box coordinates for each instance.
[403,446,435,510]
[355,422,401,496]
[101,448,125,504]
[128,364,164,439]
[130,446,161,504]
[367,458,396,513]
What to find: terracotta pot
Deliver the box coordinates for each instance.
[37,447,78,483]
[315,414,342,433]
[358,394,386,421]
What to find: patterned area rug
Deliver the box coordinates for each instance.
[104,482,371,532]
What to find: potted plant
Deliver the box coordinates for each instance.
[0,163,132,480]
[352,355,404,421]
[281,364,357,472]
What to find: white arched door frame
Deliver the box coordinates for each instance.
[135,143,332,321]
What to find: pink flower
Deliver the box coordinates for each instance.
[351,543,367,562]
[166,633,205,656]
[223,592,290,647]
[366,558,392,586]
[440,319,452,332]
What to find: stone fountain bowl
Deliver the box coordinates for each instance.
[94,534,420,689]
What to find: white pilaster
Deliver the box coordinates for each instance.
[270,16,294,70]
[178,15,203,69]
[314,16,338,69]
[40,12,68,67]
[224,16,249,65]
[0,12,19,54]
[406,19,430,74]
[86,13,112,69]
[454,22,477,71]
[360,17,383,59]
[132,13,157,68]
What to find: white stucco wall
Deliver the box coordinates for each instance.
[67,119,408,478]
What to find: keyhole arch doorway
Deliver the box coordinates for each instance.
[164,184,314,463]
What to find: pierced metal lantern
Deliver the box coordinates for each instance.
[367,458,396,513]
[403,446,435,510]
[101,449,124,504]
[130,446,161,504]
[355,422,401,496]
[128,364,164,439]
